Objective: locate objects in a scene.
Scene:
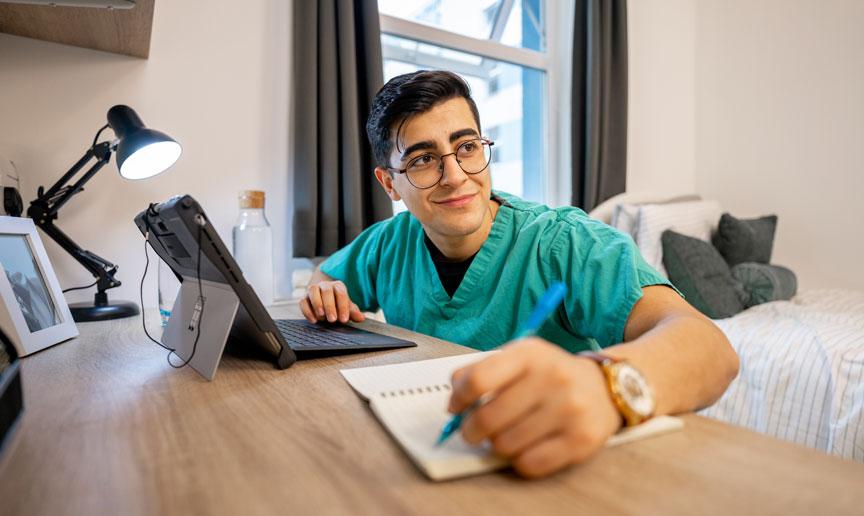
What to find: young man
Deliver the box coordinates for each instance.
[300,71,739,478]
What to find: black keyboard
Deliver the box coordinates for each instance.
[272,319,367,349]
[274,319,416,352]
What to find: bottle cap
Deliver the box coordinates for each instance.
[239,190,265,209]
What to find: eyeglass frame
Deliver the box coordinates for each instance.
[385,137,495,190]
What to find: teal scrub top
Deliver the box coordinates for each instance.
[320,191,673,353]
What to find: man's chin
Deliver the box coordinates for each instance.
[427,219,486,239]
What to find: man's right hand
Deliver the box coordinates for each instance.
[299,280,366,324]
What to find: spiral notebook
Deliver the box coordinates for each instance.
[341,353,684,481]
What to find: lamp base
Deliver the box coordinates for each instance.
[69,300,140,322]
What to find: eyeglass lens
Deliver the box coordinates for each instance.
[405,139,492,188]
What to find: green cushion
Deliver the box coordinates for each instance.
[731,262,797,307]
[712,213,778,266]
[662,230,746,319]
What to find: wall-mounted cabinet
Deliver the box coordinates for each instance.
[0,0,154,58]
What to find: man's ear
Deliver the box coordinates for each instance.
[374,167,401,201]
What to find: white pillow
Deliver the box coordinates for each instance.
[610,194,703,240]
[634,200,722,278]
[611,203,641,238]
[589,192,701,224]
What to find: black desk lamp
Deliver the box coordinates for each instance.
[27,105,181,322]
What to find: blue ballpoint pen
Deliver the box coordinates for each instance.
[435,282,569,446]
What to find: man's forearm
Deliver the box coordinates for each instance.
[605,314,739,417]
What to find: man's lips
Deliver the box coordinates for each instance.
[432,193,476,208]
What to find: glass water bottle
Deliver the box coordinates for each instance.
[232,190,274,306]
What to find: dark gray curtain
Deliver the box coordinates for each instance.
[292,0,393,257]
[571,0,628,211]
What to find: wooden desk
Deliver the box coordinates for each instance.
[1,305,863,516]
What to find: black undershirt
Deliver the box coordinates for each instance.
[424,194,505,297]
[424,234,477,298]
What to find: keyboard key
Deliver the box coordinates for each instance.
[275,319,364,349]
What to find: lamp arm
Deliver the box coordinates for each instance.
[27,141,122,296]
[36,142,113,217]
[32,218,121,293]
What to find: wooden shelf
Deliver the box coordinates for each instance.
[0,0,154,58]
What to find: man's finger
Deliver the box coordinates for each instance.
[334,287,351,323]
[299,298,318,324]
[349,303,366,322]
[488,401,561,457]
[308,285,325,318]
[448,350,528,413]
[460,369,545,444]
[319,285,338,322]
[512,434,574,479]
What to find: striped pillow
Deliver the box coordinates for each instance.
[634,200,723,278]
[610,194,702,239]
[611,203,641,238]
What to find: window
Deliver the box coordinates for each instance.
[379,0,556,207]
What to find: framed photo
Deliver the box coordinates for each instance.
[0,216,78,356]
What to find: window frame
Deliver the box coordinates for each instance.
[379,0,572,207]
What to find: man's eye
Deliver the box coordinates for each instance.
[460,142,477,153]
[410,155,435,168]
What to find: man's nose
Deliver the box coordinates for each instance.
[438,153,468,187]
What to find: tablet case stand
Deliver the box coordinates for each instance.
[0,327,23,457]
[161,277,239,380]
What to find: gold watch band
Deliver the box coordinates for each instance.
[578,351,650,427]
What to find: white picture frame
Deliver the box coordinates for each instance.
[0,216,78,356]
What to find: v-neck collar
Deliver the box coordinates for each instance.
[420,193,512,309]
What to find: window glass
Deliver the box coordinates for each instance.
[379,0,545,52]
[383,36,546,203]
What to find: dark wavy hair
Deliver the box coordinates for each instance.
[366,70,481,169]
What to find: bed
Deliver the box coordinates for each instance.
[699,289,864,461]
[590,194,864,462]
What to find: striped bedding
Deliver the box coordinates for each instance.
[699,289,864,461]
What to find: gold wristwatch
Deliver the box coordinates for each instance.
[579,352,655,426]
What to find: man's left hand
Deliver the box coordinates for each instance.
[448,338,623,478]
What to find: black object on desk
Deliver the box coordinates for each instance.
[0,327,23,456]
[133,194,415,380]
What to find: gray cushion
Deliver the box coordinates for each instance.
[731,262,797,307]
[662,230,747,319]
[712,213,778,266]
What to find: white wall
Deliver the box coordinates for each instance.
[4,0,857,308]
[695,0,864,291]
[628,0,864,291]
[0,0,292,309]
[627,0,697,197]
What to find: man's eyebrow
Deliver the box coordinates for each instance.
[449,128,479,142]
[400,140,436,161]
[399,128,480,162]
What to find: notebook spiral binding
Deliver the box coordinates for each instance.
[378,384,452,399]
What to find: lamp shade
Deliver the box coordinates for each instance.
[107,105,181,180]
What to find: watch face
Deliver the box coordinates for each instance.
[615,363,655,417]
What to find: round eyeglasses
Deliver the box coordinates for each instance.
[387,137,494,189]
